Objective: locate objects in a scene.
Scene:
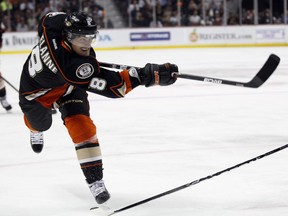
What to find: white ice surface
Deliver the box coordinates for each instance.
[0,47,288,216]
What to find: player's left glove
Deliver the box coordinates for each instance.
[138,63,179,87]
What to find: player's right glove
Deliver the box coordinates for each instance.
[138,63,179,87]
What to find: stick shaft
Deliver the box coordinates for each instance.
[0,74,19,92]
[109,144,288,214]
[99,54,280,88]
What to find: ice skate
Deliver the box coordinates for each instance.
[0,97,12,111]
[88,179,110,204]
[30,131,44,153]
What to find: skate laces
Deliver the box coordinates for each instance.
[30,131,44,145]
[89,180,107,197]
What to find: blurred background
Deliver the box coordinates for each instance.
[0,0,287,32]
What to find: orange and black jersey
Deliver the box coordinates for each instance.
[19,12,140,105]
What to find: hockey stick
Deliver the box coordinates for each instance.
[0,74,19,93]
[99,54,280,88]
[91,143,288,215]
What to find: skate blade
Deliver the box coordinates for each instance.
[90,204,114,216]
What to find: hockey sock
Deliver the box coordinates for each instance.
[75,141,103,183]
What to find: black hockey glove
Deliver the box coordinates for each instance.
[138,63,179,87]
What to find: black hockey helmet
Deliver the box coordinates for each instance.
[63,12,98,45]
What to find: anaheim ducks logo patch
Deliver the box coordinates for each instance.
[76,63,94,79]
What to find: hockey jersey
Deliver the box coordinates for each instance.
[19,12,140,108]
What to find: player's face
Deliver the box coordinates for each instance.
[70,34,96,56]
[72,43,91,56]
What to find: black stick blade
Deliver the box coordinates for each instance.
[245,54,280,88]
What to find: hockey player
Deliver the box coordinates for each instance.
[19,12,178,205]
[0,11,12,111]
